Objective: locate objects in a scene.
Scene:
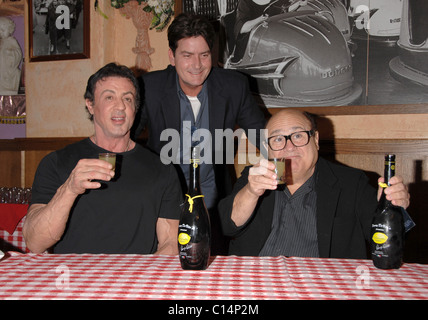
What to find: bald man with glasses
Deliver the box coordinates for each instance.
[218,109,411,259]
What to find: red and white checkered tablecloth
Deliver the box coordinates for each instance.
[0,254,427,300]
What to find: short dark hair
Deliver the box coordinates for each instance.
[84,63,140,121]
[167,13,215,54]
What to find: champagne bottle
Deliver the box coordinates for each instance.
[178,146,211,270]
[370,154,404,269]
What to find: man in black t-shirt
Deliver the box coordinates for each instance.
[23,63,183,254]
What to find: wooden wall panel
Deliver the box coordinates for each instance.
[0,138,83,188]
[0,151,21,187]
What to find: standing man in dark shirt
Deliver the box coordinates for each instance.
[133,13,267,254]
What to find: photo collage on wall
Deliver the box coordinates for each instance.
[183,0,428,108]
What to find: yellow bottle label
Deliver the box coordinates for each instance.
[378,182,388,188]
[372,232,388,244]
[178,233,191,245]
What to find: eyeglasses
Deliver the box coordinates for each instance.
[266,130,315,151]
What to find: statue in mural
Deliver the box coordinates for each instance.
[0,17,23,95]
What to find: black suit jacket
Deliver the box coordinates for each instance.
[218,157,378,259]
[133,65,267,199]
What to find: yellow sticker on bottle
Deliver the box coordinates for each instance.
[378,182,388,188]
[372,232,388,244]
[178,233,191,245]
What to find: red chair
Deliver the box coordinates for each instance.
[0,214,29,253]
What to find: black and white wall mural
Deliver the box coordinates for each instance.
[183,0,428,108]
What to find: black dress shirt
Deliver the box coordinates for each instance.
[259,173,319,257]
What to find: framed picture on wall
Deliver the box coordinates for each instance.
[28,0,89,62]
[179,0,428,114]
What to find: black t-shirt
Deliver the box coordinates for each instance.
[31,138,183,254]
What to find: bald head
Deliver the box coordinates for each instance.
[266,109,317,132]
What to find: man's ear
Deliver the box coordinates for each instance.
[168,48,175,66]
[314,130,320,151]
[85,99,94,115]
